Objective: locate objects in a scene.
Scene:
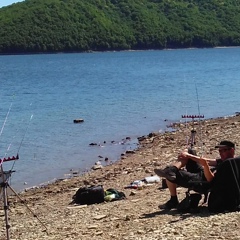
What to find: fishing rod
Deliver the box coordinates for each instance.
[0,112,33,169]
[0,99,17,169]
[181,79,204,151]
[17,114,33,155]
[0,113,33,216]
[0,101,17,240]
[0,110,47,239]
[9,114,33,172]
[0,102,14,185]
[0,103,12,139]
[0,103,34,171]
[194,81,205,156]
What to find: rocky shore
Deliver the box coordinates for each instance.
[1,115,240,240]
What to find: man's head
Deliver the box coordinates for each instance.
[215,140,235,160]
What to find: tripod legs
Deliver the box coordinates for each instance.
[6,184,48,231]
[1,182,10,240]
[1,182,47,240]
[189,129,196,147]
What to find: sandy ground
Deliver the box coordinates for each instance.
[1,115,240,240]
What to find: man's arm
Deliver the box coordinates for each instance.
[180,151,216,165]
[197,157,215,182]
[180,151,215,182]
[206,159,218,167]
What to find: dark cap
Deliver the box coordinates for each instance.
[215,140,235,149]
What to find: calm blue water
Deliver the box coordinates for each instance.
[1,48,240,191]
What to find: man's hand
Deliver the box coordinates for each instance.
[178,149,189,159]
[197,157,208,167]
[179,149,208,167]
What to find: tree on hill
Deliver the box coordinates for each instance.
[0,0,240,54]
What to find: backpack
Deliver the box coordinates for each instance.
[208,157,240,213]
[72,185,105,205]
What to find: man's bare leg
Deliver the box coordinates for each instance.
[158,179,179,210]
[166,180,177,196]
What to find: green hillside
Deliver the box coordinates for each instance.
[1,0,240,54]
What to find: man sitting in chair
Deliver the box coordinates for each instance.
[154,140,235,210]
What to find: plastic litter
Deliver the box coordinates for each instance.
[125,180,144,189]
[143,175,160,183]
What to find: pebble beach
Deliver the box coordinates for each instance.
[1,115,240,240]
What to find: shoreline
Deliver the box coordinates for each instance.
[15,113,238,193]
[1,46,240,56]
[19,113,238,193]
[1,114,240,239]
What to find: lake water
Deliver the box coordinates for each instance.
[1,48,240,191]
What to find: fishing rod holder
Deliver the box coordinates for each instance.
[0,154,19,163]
[181,115,204,119]
[182,115,204,148]
[0,155,18,240]
[0,154,47,239]
[0,169,16,240]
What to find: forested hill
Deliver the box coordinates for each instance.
[1,0,240,54]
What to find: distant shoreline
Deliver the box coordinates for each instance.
[1,45,240,56]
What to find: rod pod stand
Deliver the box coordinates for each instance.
[0,169,48,240]
[181,115,204,148]
[0,171,12,240]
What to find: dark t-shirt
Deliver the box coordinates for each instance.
[209,158,223,173]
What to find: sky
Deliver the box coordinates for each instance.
[0,0,25,8]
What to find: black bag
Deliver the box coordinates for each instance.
[208,157,240,213]
[177,192,201,213]
[72,185,105,205]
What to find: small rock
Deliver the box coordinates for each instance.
[87,225,99,229]
[93,215,107,220]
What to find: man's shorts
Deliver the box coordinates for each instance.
[170,169,210,193]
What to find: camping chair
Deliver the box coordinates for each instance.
[176,177,211,213]
[208,157,240,212]
[186,157,240,212]
[175,169,211,213]
[186,180,211,204]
